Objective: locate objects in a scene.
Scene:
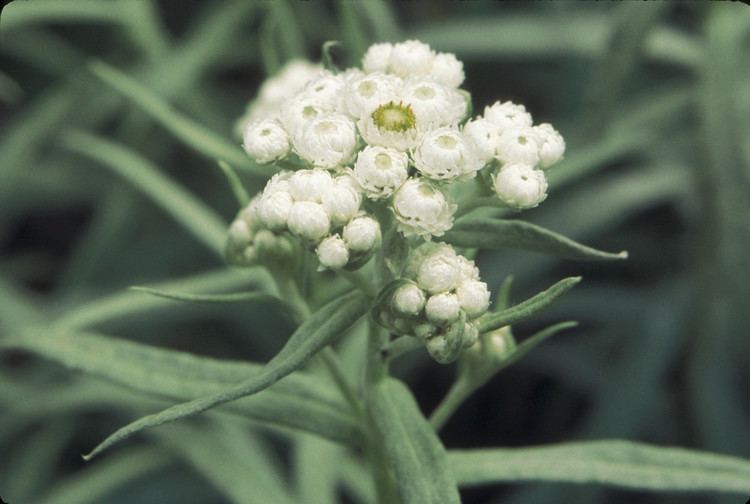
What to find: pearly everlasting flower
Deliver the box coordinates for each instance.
[303,72,347,112]
[263,171,292,195]
[534,123,566,168]
[493,163,548,210]
[316,234,350,269]
[456,280,491,317]
[322,176,362,226]
[279,94,328,138]
[496,127,541,166]
[257,60,322,106]
[392,283,427,316]
[288,169,333,203]
[257,190,294,230]
[429,52,465,88]
[392,178,456,238]
[242,119,291,164]
[389,40,435,79]
[294,114,358,168]
[484,100,533,133]
[342,215,381,252]
[358,101,420,151]
[413,127,483,181]
[417,245,464,294]
[353,145,409,199]
[425,293,461,323]
[362,43,393,73]
[342,72,402,119]
[288,201,331,241]
[401,80,467,129]
[462,118,499,165]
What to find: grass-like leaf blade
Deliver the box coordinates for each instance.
[84,290,369,459]
[449,440,750,494]
[443,218,627,261]
[368,378,461,504]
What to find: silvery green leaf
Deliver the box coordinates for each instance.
[443,218,627,261]
[368,378,461,504]
[450,440,750,494]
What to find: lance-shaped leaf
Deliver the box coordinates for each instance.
[84,290,369,459]
[449,440,750,494]
[478,277,580,333]
[442,218,627,261]
[368,378,461,504]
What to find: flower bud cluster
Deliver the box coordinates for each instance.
[375,243,491,363]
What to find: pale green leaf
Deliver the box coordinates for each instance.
[478,277,581,333]
[368,378,461,504]
[84,290,369,459]
[62,131,227,257]
[130,286,285,306]
[217,160,251,207]
[443,218,627,261]
[89,60,265,175]
[498,321,578,371]
[449,440,750,494]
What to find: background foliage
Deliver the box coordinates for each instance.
[1,1,749,503]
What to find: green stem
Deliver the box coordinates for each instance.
[429,378,475,431]
[339,268,377,298]
[320,347,363,416]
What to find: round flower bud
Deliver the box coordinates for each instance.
[263,171,292,195]
[362,42,393,73]
[257,190,294,230]
[413,323,437,340]
[456,280,491,317]
[279,94,327,138]
[425,293,461,323]
[353,145,409,199]
[483,101,533,133]
[417,246,463,294]
[342,215,381,252]
[289,169,334,203]
[457,254,480,281]
[389,40,435,78]
[534,123,566,168]
[462,322,480,348]
[358,101,420,151]
[343,72,402,119]
[496,127,541,166]
[392,283,427,316]
[287,201,330,241]
[391,178,456,238]
[294,114,358,168]
[316,234,350,269]
[493,164,548,210]
[429,52,465,88]
[258,60,322,105]
[228,218,253,244]
[242,119,291,164]
[413,127,482,180]
[304,72,347,112]
[322,177,362,226]
[401,80,467,128]
[462,118,499,165]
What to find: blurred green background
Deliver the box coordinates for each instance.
[1,1,749,503]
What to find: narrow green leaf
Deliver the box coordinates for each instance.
[89,60,266,175]
[217,160,250,207]
[368,378,461,504]
[443,218,627,261]
[0,71,23,104]
[84,290,369,459]
[130,286,284,306]
[268,0,306,60]
[449,440,750,494]
[0,0,122,31]
[498,321,578,371]
[62,131,227,257]
[478,277,581,333]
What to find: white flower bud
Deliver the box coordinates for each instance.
[401,80,467,128]
[392,283,427,316]
[304,72,347,112]
[484,101,533,133]
[392,178,456,238]
[257,190,294,230]
[493,164,548,210]
[342,216,381,252]
[462,322,480,348]
[462,118,499,165]
[289,169,334,203]
[322,177,362,226]
[534,123,566,168]
[279,94,327,138]
[389,40,435,78]
[456,280,491,317]
[457,255,480,281]
[496,127,541,166]
[358,101,420,151]
[228,218,253,244]
[362,42,393,73]
[316,234,350,269]
[263,171,292,195]
[353,145,409,199]
[417,246,463,294]
[258,60,322,105]
[413,127,482,180]
[429,52,465,88]
[242,119,291,163]
[343,72,402,119]
[425,293,461,323]
[294,114,358,168]
[287,201,330,241]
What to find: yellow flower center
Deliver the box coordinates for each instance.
[371,101,416,133]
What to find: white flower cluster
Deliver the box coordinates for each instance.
[227,169,380,270]
[376,243,490,363]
